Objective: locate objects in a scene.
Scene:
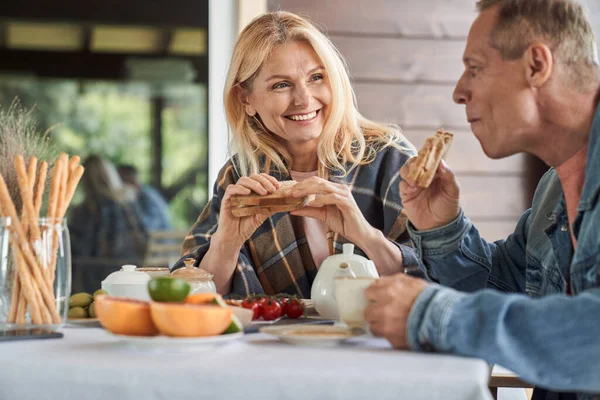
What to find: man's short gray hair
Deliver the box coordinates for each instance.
[476,0,599,87]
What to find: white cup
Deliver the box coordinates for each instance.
[334,277,378,329]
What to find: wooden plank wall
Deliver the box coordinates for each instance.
[268,0,532,241]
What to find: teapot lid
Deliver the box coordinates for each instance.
[171,258,214,282]
[102,265,151,285]
[342,243,355,254]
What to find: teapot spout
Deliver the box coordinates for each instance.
[335,262,357,279]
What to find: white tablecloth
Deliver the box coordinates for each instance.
[0,327,492,400]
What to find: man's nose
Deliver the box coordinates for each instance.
[453,74,469,105]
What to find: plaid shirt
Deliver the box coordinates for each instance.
[176,139,418,297]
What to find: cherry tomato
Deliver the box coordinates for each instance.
[286,298,305,319]
[261,299,282,321]
[241,298,261,320]
[278,297,289,316]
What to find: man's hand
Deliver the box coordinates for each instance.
[400,159,461,231]
[364,274,429,349]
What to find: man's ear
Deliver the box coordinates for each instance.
[235,87,257,117]
[524,43,553,88]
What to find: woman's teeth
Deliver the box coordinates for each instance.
[287,111,317,121]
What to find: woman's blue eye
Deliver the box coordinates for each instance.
[272,82,290,90]
[311,74,323,81]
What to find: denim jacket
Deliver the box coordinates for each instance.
[405,104,600,399]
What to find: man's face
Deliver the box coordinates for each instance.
[453,6,540,159]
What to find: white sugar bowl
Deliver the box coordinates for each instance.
[101,264,152,301]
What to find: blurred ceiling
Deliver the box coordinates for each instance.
[0,0,208,82]
[4,22,205,55]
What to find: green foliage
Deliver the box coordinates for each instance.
[0,77,208,229]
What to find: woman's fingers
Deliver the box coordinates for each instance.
[306,192,353,210]
[261,173,280,189]
[291,177,347,198]
[249,173,278,193]
[289,207,326,221]
[223,184,251,200]
[237,176,269,195]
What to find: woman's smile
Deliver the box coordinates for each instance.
[284,109,320,124]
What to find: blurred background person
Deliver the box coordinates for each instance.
[118,164,172,231]
[69,155,149,291]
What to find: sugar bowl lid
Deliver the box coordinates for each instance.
[102,264,151,285]
[171,258,214,282]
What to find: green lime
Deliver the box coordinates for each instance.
[209,296,243,334]
[147,277,191,302]
[223,315,243,334]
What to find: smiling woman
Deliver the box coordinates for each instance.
[174,11,420,298]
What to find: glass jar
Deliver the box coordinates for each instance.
[170,258,216,294]
[0,217,71,329]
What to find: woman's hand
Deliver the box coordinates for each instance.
[213,173,280,247]
[399,159,461,231]
[289,177,375,244]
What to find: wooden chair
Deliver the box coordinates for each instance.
[489,365,534,400]
[140,230,188,268]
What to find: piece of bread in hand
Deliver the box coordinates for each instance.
[229,180,315,217]
[406,129,454,188]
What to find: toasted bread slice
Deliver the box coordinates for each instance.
[230,180,315,217]
[406,129,454,188]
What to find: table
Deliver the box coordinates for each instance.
[0,327,493,400]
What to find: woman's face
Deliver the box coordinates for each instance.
[244,41,332,148]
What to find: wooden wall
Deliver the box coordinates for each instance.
[268,0,532,241]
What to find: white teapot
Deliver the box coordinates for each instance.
[311,243,379,319]
[170,258,217,294]
[101,264,152,301]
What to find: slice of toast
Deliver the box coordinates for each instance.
[406,129,454,188]
[230,180,315,217]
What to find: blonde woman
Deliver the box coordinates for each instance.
[178,11,419,296]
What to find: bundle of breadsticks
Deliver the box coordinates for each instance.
[0,153,84,325]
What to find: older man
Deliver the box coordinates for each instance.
[364,1,600,399]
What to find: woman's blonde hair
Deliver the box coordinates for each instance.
[224,11,409,177]
[81,155,136,211]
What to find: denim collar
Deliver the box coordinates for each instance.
[578,100,600,212]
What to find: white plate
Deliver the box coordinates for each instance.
[260,325,362,347]
[108,331,244,352]
[67,318,102,328]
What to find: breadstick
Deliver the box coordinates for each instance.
[10,243,43,324]
[46,159,64,222]
[56,153,69,222]
[7,272,20,324]
[59,165,84,218]
[13,156,38,324]
[44,159,64,282]
[68,155,80,176]
[15,277,27,324]
[27,156,37,195]
[33,161,48,217]
[15,155,40,240]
